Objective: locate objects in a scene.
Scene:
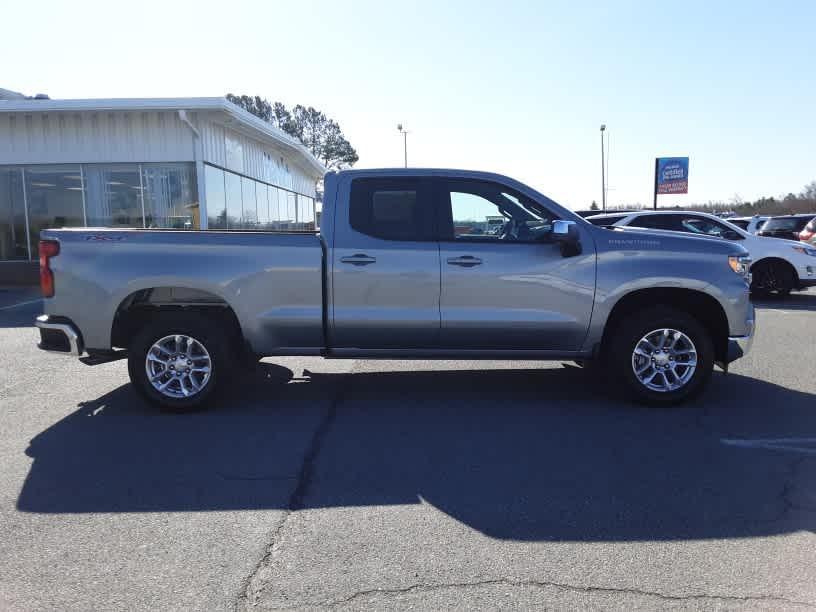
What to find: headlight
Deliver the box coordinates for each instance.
[728,255,751,277]
[792,246,816,257]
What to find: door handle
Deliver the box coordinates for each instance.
[340,253,377,266]
[446,255,483,267]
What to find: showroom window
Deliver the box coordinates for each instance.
[0,162,201,261]
[0,161,317,260]
[0,168,28,260]
[142,164,199,230]
[201,163,317,232]
[25,166,86,258]
[241,177,258,228]
[224,171,243,229]
[205,165,227,229]
[84,165,144,228]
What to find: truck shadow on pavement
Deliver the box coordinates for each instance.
[17,365,816,541]
[753,290,816,312]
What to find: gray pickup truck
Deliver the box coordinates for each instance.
[35,168,755,409]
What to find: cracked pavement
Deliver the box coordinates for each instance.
[1,290,815,611]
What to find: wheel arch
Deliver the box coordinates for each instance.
[111,286,247,355]
[751,257,798,286]
[600,287,729,364]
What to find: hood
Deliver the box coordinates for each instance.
[599,225,750,256]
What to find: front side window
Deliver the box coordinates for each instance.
[349,178,433,241]
[441,180,554,243]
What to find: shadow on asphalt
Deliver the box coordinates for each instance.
[17,364,816,541]
[752,290,816,311]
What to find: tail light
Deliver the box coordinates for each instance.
[39,240,60,298]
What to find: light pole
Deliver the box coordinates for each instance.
[397,123,408,168]
[600,124,607,212]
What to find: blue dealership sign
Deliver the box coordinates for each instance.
[656,157,689,194]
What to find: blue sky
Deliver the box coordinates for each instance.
[3,0,815,210]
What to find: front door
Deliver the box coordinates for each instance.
[331,177,440,349]
[435,179,595,351]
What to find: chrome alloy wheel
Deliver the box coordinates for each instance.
[145,334,212,398]
[631,328,697,393]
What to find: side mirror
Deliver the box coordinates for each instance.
[722,229,743,241]
[552,220,582,256]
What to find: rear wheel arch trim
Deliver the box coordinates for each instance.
[110,286,245,351]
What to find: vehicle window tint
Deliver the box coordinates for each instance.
[629,215,676,230]
[440,180,554,243]
[679,217,728,237]
[763,217,806,231]
[373,190,415,223]
[349,178,432,241]
[588,215,625,226]
[730,220,749,230]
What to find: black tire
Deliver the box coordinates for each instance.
[127,311,232,412]
[751,260,795,297]
[605,306,714,406]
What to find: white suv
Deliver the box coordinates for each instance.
[588,210,816,296]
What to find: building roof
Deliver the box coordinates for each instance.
[0,96,326,177]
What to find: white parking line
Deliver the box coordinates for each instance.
[0,298,42,311]
[721,437,816,455]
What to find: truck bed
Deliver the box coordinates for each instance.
[41,228,326,354]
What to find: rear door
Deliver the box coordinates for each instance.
[435,178,596,351]
[330,177,440,349]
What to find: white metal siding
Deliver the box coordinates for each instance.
[0,111,195,165]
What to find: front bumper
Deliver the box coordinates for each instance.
[726,317,755,364]
[35,315,84,357]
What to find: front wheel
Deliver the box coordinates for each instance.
[128,312,231,411]
[605,306,714,406]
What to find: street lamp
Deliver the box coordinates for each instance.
[600,124,607,212]
[397,123,408,168]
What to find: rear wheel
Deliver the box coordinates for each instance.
[605,306,714,406]
[751,260,795,296]
[128,312,231,411]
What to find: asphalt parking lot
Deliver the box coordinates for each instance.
[1,287,815,611]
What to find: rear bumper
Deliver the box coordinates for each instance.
[35,315,84,357]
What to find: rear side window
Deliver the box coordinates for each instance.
[349,178,434,241]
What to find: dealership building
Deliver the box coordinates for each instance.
[0,96,325,281]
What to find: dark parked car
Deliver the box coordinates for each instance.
[757,214,816,240]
